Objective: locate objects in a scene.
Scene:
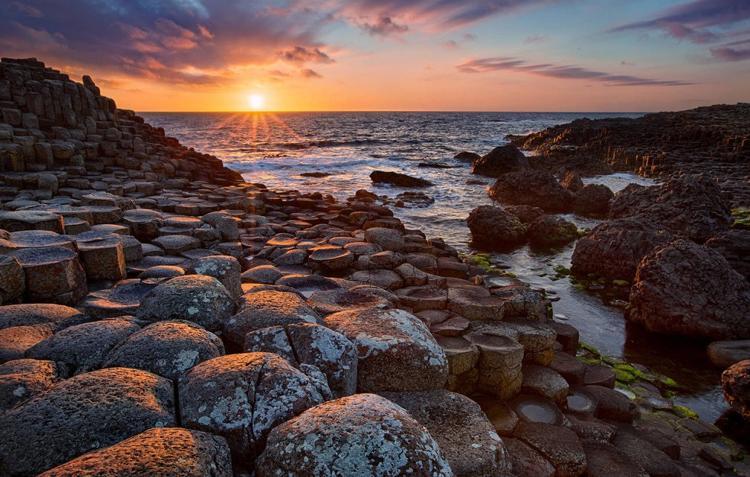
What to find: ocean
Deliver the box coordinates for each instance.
[142,111,723,421]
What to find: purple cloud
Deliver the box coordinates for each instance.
[710,46,750,61]
[279,46,334,64]
[361,16,408,36]
[610,0,750,44]
[457,56,692,86]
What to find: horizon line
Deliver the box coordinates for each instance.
[136,109,648,114]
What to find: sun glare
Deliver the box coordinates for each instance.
[248,93,265,111]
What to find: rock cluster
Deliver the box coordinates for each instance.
[1,58,746,477]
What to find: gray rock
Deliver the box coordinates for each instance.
[0,359,61,411]
[137,275,236,331]
[256,393,453,477]
[104,320,224,380]
[0,303,87,331]
[324,307,448,392]
[26,317,141,373]
[179,352,325,465]
[187,255,242,299]
[225,290,320,348]
[381,389,510,476]
[0,367,176,476]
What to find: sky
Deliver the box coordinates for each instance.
[1,0,749,112]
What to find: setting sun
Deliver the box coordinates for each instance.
[247,93,265,110]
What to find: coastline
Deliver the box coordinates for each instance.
[1,57,749,476]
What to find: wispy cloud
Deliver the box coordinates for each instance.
[361,16,408,36]
[279,46,334,64]
[457,56,693,86]
[609,0,750,61]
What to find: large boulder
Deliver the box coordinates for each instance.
[573,183,613,217]
[256,393,453,477]
[571,218,674,281]
[370,170,433,188]
[610,175,731,243]
[187,255,242,300]
[628,240,750,340]
[136,275,235,331]
[527,215,578,248]
[706,229,750,281]
[38,428,233,477]
[10,246,87,305]
[245,322,358,398]
[104,320,224,380]
[489,169,573,212]
[0,303,87,331]
[26,317,141,373]
[0,367,176,476]
[467,205,526,250]
[472,144,529,177]
[225,290,320,348]
[178,352,325,465]
[323,308,448,392]
[381,390,510,476]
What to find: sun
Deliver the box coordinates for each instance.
[247,93,265,110]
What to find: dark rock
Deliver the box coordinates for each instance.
[513,421,587,477]
[610,175,731,243]
[136,275,236,331]
[628,239,750,339]
[573,183,613,217]
[611,429,680,477]
[454,151,481,163]
[187,255,242,300]
[560,170,584,192]
[178,352,325,465]
[0,255,24,304]
[571,218,674,281]
[26,317,141,373]
[0,367,176,476]
[527,215,578,248]
[706,229,750,281]
[708,340,750,368]
[583,441,647,477]
[505,205,545,224]
[370,170,433,188]
[583,385,637,422]
[504,437,555,477]
[226,290,320,348]
[381,389,510,476]
[323,307,448,392]
[0,358,61,411]
[38,428,233,477]
[104,320,224,380]
[467,205,527,250]
[472,144,529,177]
[10,246,87,305]
[0,324,54,363]
[0,303,87,331]
[256,393,452,476]
[489,169,574,212]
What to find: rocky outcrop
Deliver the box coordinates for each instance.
[722,360,750,420]
[472,144,529,177]
[509,103,750,207]
[610,175,731,243]
[370,170,433,188]
[571,218,674,281]
[628,240,750,340]
[527,215,578,248]
[0,58,242,185]
[573,183,613,217]
[489,169,573,212]
[467,205,526,249]
[706,229,750,281]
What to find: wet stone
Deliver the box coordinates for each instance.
[82,279,157,318]
[511,395,564,425]
[275,273,341,297]
[0,367,176,476]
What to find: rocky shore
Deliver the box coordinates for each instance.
[0,58,748,476]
